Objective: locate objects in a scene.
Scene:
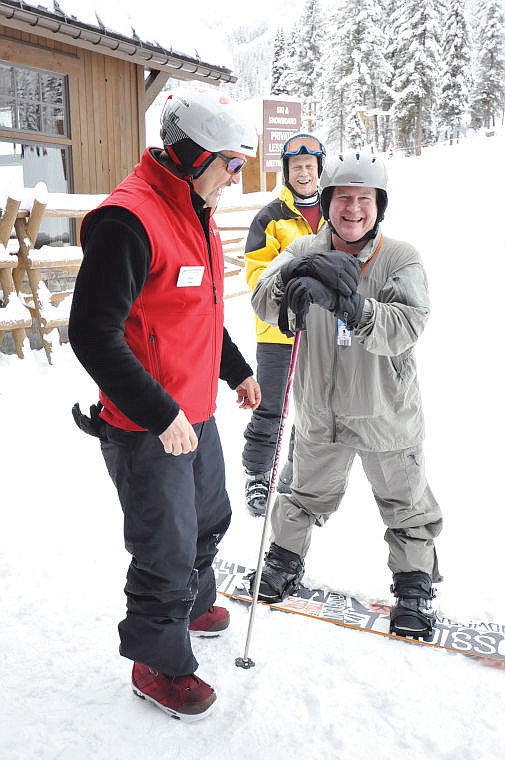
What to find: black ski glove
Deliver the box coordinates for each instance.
[72,401,107,441]
[280,251,361,297]
[335,292,365,329]
[281,275,338,331]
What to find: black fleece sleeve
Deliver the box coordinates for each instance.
[68,206,179,434]
[220,327,253,389]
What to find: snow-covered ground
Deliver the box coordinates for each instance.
[1,132,505,759]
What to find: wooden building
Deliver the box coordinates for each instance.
[0,0,237,245]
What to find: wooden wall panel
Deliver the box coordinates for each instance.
[0,25,144,196]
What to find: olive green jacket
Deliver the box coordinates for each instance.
[251,224,430,451]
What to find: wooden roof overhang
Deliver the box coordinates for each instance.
[0,0,237,107]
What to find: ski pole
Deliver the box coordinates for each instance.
[235,329,302,669]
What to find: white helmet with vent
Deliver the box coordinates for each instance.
[160,88,257,158]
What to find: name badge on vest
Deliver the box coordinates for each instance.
[337,319,352,346]
[177,266,205,287]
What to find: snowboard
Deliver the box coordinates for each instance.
[213,558,505,669]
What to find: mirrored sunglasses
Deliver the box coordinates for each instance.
[283,134,324,157]
[216,152,247,174]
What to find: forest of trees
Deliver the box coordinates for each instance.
[225,0,505,156]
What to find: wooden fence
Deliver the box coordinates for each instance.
[0,185,262,363]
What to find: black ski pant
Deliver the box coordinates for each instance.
[100,416,231,676]
[242,342,295,474]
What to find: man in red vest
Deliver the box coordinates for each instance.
[69,88,260,722]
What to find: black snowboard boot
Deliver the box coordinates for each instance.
[390,571,436,641]
[245,471,271,517]
[249,543,305,602]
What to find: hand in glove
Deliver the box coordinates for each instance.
[283,275,338,331]
[280,251,361,297]
[335,292,365,329]
[72,401,107,441]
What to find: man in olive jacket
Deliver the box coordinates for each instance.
[251,151,443,641]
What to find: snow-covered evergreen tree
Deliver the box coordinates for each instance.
[276,24,301,97]
[271,28,288,95]
[223,21,274,100]
[470,0,505,129]
[321,0,391,151]
[292,0,325,128]
[439,0,472,143]
[345,74,368,149]
[388,0,442,155]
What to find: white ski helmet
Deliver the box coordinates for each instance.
[160,88,257,177]
[320,151,388,224]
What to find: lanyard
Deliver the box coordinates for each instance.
[336,234,384,346]
[359,234,384,278]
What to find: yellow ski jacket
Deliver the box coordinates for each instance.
[244,185,323,344]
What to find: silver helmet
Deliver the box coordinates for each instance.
[320,151,388,223]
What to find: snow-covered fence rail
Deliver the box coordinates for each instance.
[214,202,262,271]
[0,184,263,361]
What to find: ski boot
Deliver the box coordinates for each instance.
[248,543,304,602]
[389,571,436,641]
[245,470,270,517]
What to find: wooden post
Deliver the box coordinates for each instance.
[0,195,31,358]
[14,197,52,360]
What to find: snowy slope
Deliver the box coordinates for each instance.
[1,131,505,759]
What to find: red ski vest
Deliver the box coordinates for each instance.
[80,149,225,430]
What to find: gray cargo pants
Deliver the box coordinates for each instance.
[270,434,443,581]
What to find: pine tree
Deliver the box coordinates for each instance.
[222,21,274,100]
[379,0,396,153]
[295,0,324,97]
[470,0,505,130]
[289,0,325,129]
[439,0,472,143]
[321,0,391,151]
[388,0,442,155]
[271,28,287,95]
[277,24,301,97]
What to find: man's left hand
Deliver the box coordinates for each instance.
[235,376,261,410]
[335,292,365,329]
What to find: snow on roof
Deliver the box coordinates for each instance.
[14,0,233,69]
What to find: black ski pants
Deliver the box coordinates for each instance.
[100,416,231,676]
[242,342,294,474]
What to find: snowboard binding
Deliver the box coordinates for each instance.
[248,543,305,603]
[389,571,436,642]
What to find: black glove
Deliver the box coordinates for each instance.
[335,292,365,329]
[71,401,107,441]
[280,251,361,297]
[282,275,338,331]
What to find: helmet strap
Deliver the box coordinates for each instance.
[166,142,214,180]
[330,223,379,247]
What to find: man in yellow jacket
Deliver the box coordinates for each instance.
[243,133,326,515]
